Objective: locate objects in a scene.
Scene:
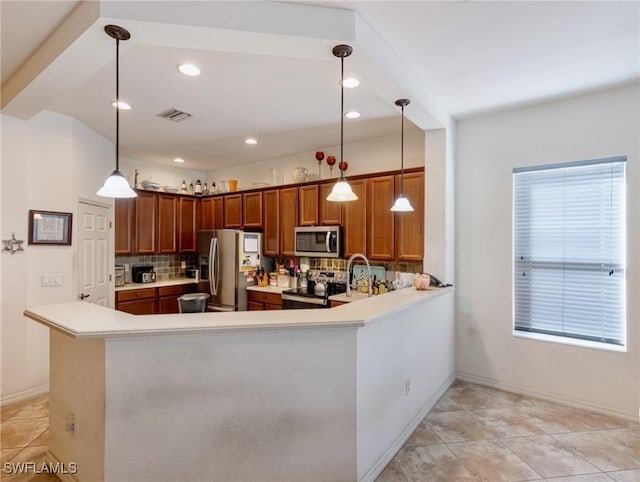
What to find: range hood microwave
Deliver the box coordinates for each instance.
[294,226,342,258]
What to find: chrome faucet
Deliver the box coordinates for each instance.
[346,253,372,297]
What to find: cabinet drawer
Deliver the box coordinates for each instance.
[158,284,194,297]
[116,288,157,302]
[247,291,281,306]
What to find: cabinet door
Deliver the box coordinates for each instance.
[298,185,319,226]
[367,175,395,261]
[224,194,243,228]
[179,197,198,253]
[158,296,180,314]
[342,179,367,257]
[280,187,298,256]
[243,192,263,228]
[157,194,178,254]
[394,171,424,261]
[200,198,215,230]
[135,191,157,254]
[263,189,280,256]
[248,301,264,311]
[319,183,342,225]
[114,198,135,255]
[212,197,224,229]
[117,298,157,315]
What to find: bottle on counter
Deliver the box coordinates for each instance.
[180,180,187,193]
[195,179,202,195]
[188,182,194,194]
[203,182,209,195]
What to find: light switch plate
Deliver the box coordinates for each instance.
[42,274,63,287]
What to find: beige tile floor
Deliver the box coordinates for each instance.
[1,381,638,482]
[377,380,640,482]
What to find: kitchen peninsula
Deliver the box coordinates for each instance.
[24,287,453,482]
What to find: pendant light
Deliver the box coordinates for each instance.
[97,25,137,199]
[327,44,358,202]
[390,98,414,212]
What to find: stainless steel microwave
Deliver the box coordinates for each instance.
[294,226,342,258]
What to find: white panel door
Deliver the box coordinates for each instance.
[76,201,111,306]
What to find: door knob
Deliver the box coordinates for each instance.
[79,293,90,300]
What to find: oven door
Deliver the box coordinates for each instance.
[281,293,329,309]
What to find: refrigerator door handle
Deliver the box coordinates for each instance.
[214,237,221,296]
[325,231,331,253]
[209,237,217,296]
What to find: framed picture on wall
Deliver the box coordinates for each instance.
[28,210,73,245]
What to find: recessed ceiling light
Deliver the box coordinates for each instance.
[345,111,360,119]
[342,77,360,88]
[245,138,258,145]
[111,101,131,110]
[178,64,201,76]
[173,158,185,164]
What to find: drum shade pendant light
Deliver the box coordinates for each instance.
[327,45,357,202]
[390,98,414,212]
[97,25,136,199]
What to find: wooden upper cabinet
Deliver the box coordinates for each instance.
[279,187,298,256]
[157,194,178,254]
[262,189,280,256]
[135,191,157,254]
[179,197,198,253]
[212,197,224,229]
[342,179,366,258]
[224,194,243,228]
[298,185,319,226]
[394,171,424,262]
[319,183,342,225]
[200,198,215,230]
[243,192,263,228]
[366,175,395,261]
[114,198,135,255]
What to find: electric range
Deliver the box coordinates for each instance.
[281,270,347,309]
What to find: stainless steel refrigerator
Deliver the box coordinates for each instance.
[197,230,262,312]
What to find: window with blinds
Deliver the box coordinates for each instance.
[513,156,626,347]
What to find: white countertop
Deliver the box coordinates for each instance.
[246,285,291,294]
[115,278,198,292]
[24,287,453,339]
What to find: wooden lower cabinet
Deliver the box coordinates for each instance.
[247,290,282,310]
[157,284,195,314]
[394,171,425,261]
[329,300,347,308]
[116,283,196,315]
[116,288,157,315]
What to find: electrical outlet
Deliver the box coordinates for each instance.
[404,378,411,397]
[41,274,63,287]
[181,261,187,269]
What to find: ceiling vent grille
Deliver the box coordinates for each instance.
[156,108,192,123]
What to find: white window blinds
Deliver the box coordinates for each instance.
[513,157,626,346]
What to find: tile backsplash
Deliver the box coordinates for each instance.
[308,258,423,279]
[115,254,198,281]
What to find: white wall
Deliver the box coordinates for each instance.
[119,156,206,192]
[1,111,116,404]
[207,126,425,188]
[455,84,640,418]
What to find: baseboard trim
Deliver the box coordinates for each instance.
[1,384,49,407]
[359,372,456,482]
[456,371,637,422]
[44,451,78,482]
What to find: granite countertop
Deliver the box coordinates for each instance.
[115,278,198,292]
[246,285,292,294]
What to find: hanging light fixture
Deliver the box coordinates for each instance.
[327,44,358,202]
[97,25,137,199]
[390,98,414,212]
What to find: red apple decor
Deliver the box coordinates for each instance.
[315,151,324,178]
[339,161,349,172]
[326,155,336,177]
